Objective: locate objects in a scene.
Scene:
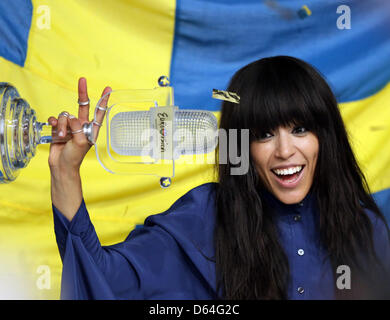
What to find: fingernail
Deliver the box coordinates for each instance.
[69,114,76,119]
[59,130,65,137]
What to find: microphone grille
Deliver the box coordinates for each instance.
[110,110,218,156]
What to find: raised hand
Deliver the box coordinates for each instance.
[49,78,111,221]
[48,78,111,172]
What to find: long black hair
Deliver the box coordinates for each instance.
[214,56,390,299]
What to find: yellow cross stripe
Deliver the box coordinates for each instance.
[340,81,390,193]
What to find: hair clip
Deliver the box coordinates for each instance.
[212,89,240,104]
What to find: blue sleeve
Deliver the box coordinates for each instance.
[371,213,390,271]
[363,209,390,294]
[370,212,390,297]
[53,200,141,299]
[52,200,204,300]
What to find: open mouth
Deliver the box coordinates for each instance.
[271,165,305,186]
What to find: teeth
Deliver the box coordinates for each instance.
[273,166,303,176]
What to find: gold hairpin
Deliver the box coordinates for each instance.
[212,89,240,104]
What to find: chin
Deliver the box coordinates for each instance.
[274,190,306,205]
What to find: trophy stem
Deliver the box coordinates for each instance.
[34,121,72,145]
[34,122,52,144]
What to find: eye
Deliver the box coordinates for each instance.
[259,132,273,140]
[292,126,307,135]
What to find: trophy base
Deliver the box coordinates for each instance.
[0,83,39,183]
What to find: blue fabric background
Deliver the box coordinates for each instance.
[170,0,390,110]
[0,0,32,66]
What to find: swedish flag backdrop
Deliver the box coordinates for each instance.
[0,0,389,299]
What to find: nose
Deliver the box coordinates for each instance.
[274,131,295,159]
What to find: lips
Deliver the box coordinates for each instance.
[270,165,305,189]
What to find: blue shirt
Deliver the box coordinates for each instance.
[52,182,390,299]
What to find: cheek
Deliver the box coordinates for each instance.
[310,137,319,163]
[301,135,319,169]
[250,143,271,174]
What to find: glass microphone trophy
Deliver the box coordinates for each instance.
[0,78,218,186]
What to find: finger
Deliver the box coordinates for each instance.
[78,77,90,122]
[47,116,58,126]
[57,112,69,138]
[68,115,90,148]
[92,86,111,140]
[48,117,59,137]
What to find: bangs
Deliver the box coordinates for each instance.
[246,79,317,140]
[225,56,325,140]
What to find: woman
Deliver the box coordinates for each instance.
[49,56,390,299]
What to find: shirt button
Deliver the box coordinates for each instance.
[297,287,305,294]
[293,215,302,222]
[297,249,305,256]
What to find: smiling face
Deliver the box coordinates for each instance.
[250,124,319,204]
